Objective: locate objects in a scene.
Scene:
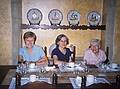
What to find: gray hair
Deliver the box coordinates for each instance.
[90,39,100,46]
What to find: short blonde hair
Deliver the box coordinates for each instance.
[23,31,36,44]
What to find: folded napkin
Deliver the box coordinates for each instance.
[9,77,51,89]
[70,77,109,89]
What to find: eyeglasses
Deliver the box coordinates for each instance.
[60,40,67,43]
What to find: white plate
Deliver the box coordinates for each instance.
[27,8,43,25]
[48,9,63,25]
[67,10,80,26]
[87,11,101,26]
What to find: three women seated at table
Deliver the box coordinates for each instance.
[18,31,47,65]
[18,31,106,66]
[83,39,106,66]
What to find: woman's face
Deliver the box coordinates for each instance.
[58,37,67,48]
[24,37,35,49]
[91,45,99,54]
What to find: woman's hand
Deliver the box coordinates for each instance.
[36,56,48,65]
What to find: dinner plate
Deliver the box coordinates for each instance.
[87,11,101,26]
[27,8,43,25]
[67,10,80,26]
[48,9,63,25]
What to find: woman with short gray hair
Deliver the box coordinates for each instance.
[83,39,106,65]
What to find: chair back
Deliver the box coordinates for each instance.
[44,46,47,56]
[72,46,76,62]
[42,46,50,65]
[49,44,56,56]
[104,46,109,64]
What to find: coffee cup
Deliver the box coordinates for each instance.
[29,75,36,82]
[86,75,95,86]
[68,62,74,68]
[29,63,35,69]
[76,76,82,86]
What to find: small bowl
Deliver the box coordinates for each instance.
[68,62,75,68]
[29,63,35,69]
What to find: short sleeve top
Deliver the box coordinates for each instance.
[51,47,72,62]
[19,45,45,62]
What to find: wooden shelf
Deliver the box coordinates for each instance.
[21,24,106,30]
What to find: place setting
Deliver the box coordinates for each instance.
[58,62,85,73]
[69,74,110,89]
[98,62,120,72]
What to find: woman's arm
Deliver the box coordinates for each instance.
[36,56,48,65]
[53,55,67,65]
[18,55,24,63]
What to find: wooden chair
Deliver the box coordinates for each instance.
[43,46,50,65]
[48,44,57,65]
[104,46,110,64]
[49,44,56,56]
[71,46,76,62]
[44,46,47,56]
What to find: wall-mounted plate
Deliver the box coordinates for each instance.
[67,10,80,26]
[27,8,43,25]
[87,11,101,26]
[48,9,63,25]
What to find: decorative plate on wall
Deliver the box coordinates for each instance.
[48,9,63,25]
[67,10,80,26]
[87,11,101,26]
[27,8,43,25]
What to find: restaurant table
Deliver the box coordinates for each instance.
[1,65,120,89]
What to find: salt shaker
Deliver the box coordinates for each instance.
[116,75,120,88]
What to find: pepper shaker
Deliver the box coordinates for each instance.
[81,76,86,89]
[52,73,58,85]
[15,72,21,89]
[116,75,120,88]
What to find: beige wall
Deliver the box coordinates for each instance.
[1,0,120,65]
[22,0,103,57]
[22,29,101,57]
[0,0,12,64]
